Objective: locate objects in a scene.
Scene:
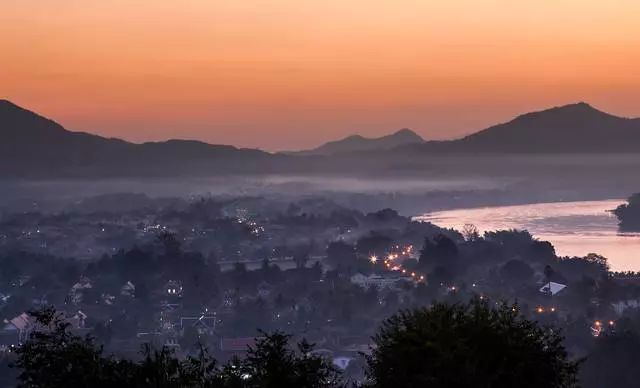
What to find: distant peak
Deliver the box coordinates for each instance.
[512,102,612,124]
[560,102,598,111]
[344,134,366,140]
[393,128,417,136]
[552,102,607,113]
[388,128,424,141]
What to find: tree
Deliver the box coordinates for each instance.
[461,224,480,242]
[355,232,393,257]
[544,265,556,284]
[236,331,343,388]
[500,259,534,286]
[13,308,134,387]
[13,309,344,388]
[530,240,556,262]
[326,241,356,268]
[419,234,459,269]
[580,329,640,388]
[365,299,580,388]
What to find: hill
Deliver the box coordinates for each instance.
[3,100,640,178]
[409,103,640,154]
[300,128,424,155]
[0,100,279,177]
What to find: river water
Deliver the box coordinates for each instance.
[417,199,640,271]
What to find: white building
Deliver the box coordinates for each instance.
[350,273,412,290]
[332,356,355,370]
[612,299,640,316]
[539,282,567,296]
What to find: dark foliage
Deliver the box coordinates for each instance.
[365,299,580,388]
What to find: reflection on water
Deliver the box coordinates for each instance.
[417,200,640,271]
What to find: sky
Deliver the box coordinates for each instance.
[2,0,640,151]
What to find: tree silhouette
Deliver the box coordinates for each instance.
[365,299,580,388]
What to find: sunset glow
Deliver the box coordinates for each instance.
[2,0,640,150]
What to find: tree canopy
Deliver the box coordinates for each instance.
[365,299,580,388]
[13,308,342,388]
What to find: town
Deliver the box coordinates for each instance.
[0,192,639,385]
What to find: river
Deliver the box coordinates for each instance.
[417,199,640,271]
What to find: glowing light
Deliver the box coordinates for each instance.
[550,307,556,312]
[536,307,544,313]
[419,275,424,281]
[411,272,416,277]
[369,256,378,264]
[595,320,602,327]
[402,269,406,274]
[608,320,615,326]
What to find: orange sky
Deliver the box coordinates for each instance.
[2,0,640,150]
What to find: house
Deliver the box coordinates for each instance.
[2,313,32,343]
[165,280,183,297]
[180,314,218,335]
[612,299,640,316]
[121,281,136,297]
[68,310,88,329]
[332,356,355,371]
[102,293,116,305]
[539,282,567,296]
[69,277,93,305]
[350,273,413,290]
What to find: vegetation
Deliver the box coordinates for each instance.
[365,299,580,388]
[2,195,640,388]
[12,308,342,388]
[10,300,590,388]
[613,193,640,232]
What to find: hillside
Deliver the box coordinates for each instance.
[301,128,424,155]
[0,100,279,177]
[411,103,640,154]
[3,100,640,178]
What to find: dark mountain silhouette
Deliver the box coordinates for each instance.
[300,128,424,155]
[407,102,640,153]
[3,100,640,178]
[0,100,280,177]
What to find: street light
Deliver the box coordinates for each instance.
[369,255,378,264]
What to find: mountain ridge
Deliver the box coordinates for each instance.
[401,102,640,154]
[299,128,425,155]
[3,100,640,178]
[0,99,280,178]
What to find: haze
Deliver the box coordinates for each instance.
[2,0,640,150]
